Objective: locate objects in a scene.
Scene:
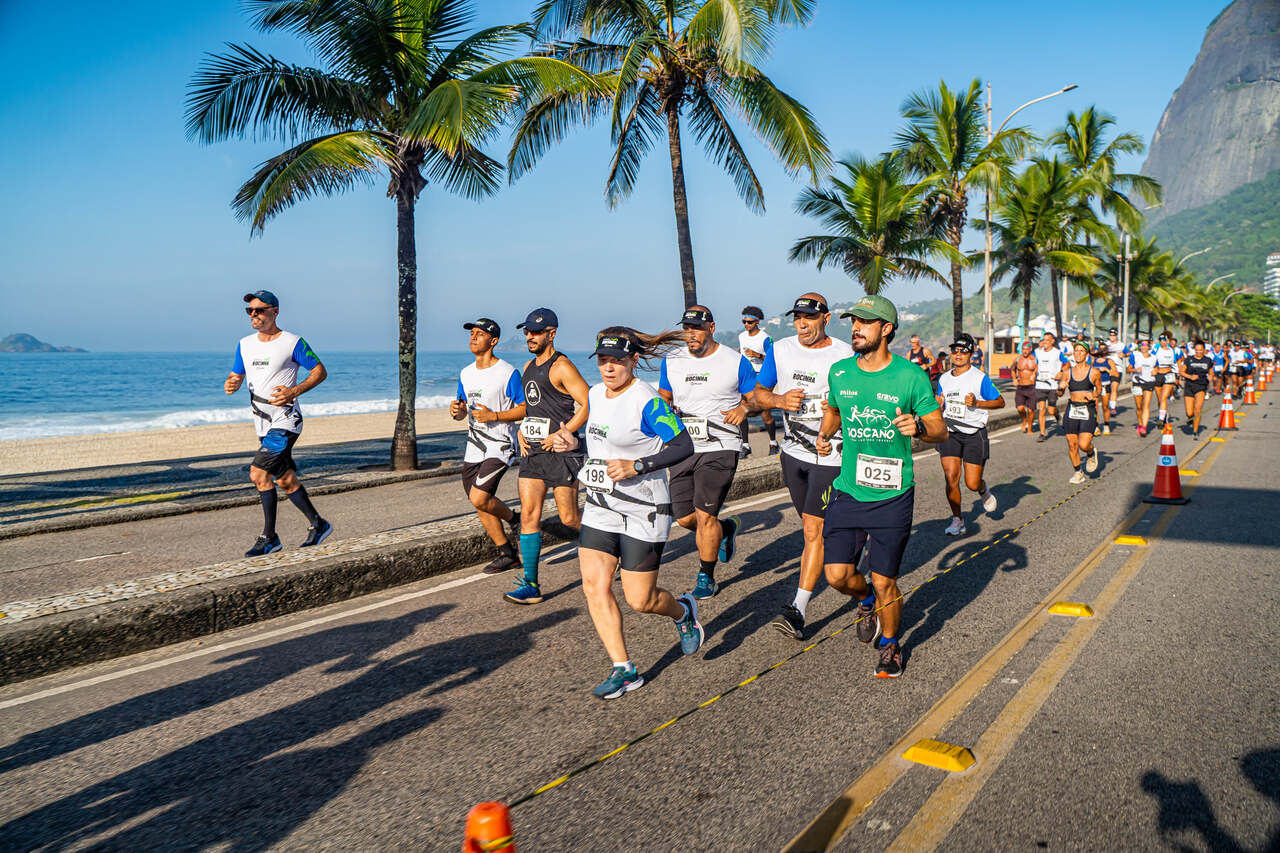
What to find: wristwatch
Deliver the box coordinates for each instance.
[633,458,647,475]
[913,415,926,436]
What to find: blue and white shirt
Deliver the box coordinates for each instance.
[936,367,1002,434]
[457,359,525,464]
[232,331,320,437]
[738,329,774,370]
[659,344,757,454]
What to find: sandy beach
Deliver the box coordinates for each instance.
[0,407,466,477]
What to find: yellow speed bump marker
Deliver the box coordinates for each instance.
[1048,601,1095,618]
[1179,469,1200,477]
[1210,437,1226,443]
[902,739,976,772]
[1114,534,1148,546]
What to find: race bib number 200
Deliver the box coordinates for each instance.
[855,453,903,491]
[682,417,708,441]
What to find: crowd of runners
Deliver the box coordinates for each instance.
[222,289,1274,697]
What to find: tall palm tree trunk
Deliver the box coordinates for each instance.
[391,191,419,471]
[947,210,965,338]
[666,105,698,308]
[1023,285,1032,346]
[1050,269,1064,340]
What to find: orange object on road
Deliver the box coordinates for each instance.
[1143,422,1188,505]
[1217,392,1237,431]
[463,802,515,853]
[1243,376,1257,405]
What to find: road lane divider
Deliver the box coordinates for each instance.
[1046,602,1095,618]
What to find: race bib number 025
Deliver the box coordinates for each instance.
[581,458,614,493]
[855,453,903,491]
[520,417,550,441]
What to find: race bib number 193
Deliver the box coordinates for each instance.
[855,453,903,491]
[944,397,967,420]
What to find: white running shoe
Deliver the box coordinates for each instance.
[981,490,998,514]
[944,516,966,536]
[1069,470,1087,484]
[1085,449,1099,474]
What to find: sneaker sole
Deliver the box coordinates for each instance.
[301,525,333,548]
[599,676,645,700]
[771,618,803,640]
[718,517,740,563]
[875,669,903,679]
[483,562,520,575]
[691,586,719,600]
[245,541,283,557]
[678,594,705,654]
[503,593,544,604]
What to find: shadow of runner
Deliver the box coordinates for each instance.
[0,609,575,851]
[0,605,454,774]
[1140,747,1280,853]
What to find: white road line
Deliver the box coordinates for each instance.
[73,552,129,563]
[0,489,798,709]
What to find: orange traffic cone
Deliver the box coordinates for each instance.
[1143,422,1189,505]
[463,802,515,853]
[1260,372,1269,392]
[1217,392,1237,430]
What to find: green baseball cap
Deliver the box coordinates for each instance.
[840,294,898,327]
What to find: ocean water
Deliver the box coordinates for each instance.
[0,350,597,441]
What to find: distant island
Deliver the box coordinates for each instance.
[0,333,87,353]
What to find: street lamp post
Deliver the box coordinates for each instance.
[1121,232,1131,346]
[983,83,1077,362]
[1208,273,1236,287]
[1178,247,1211,266]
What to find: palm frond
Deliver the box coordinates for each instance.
[726,69,830,183]
[401,79,518,155]
[605,81,663,205]
[507,73,616,180]
[421,141,503,200]
[687,86,764,212]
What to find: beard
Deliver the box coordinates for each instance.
[852,333,879,354]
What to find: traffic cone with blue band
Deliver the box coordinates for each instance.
[1143,422,1189,505]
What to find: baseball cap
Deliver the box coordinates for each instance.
[785,296,829,316]
[742,305,764,320]
[517,308,558,332]
[464,318,501,337]
[680,308,714,327]
[840,294,898,326]
[949,333,976,353]
[592,333,637,358]
[243,290,279,307]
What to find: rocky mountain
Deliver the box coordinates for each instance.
[0,333,87,353]
[1141,0,1280,221]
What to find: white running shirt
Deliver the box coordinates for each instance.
[755,335,853,467]
[1034,346,1068,390]
[936,367,1002,434]
[1128,351,1158,382]
[232,331,320,437]
[457,359,524,464]
[580,379,683,542]
[738,329,773,370]
[659,344,757,454]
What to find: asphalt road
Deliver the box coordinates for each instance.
[0,396,1276,851]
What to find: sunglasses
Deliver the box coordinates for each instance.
[245,306,275,315]
[742,318,759,324]
[950,346,971,354]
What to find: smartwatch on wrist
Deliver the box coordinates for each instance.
[633,458,647,475]
[913,415,926,436]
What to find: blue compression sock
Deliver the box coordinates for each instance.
[878,635,897,648]
[861,594,876,608]
[519,532,542,583]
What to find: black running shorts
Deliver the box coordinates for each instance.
[822,487,914,579]
[939,427,989,465]
[518,450,584,487]
[669,450,738,518]
[251,428,299,477]
[1015,386,1036,409]
[1061,402,1097,435]
[579,525,665,572]
[781,452,838,518]
[1184,380,1208,396]
[461,457,510,496]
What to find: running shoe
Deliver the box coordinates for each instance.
[1085,449,1099,474]
[1037,433,1048,443]
[767,442,780,456]
[593,665,644,699]
[245,534,282,557]
[691,571,720,600]
[1094,427,1101,436]
[675,593,705,655]
[981,490,998,514]
[300,518,333,547]
[1069,470,1087,484]
[944,517,966,536]
[1103,424,1111,435]
[875,641,904,678]
[855,600,881,645]
[482,553,520,574]
[738,446,752,460]
[718,515,740,563]
[504,580,543,605]
[1137,425,1147,437]
[772,605,805,640]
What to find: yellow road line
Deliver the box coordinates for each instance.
[882,437,1228,852]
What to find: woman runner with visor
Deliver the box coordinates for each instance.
[575,328,704,699]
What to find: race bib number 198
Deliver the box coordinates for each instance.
[581,458,614,493]
[855,453,903,491]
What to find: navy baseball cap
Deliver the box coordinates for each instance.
[680,308,714,327]
[517,308,558,332]
[592,333,637,358]
[243,290,279,307]
[464,318,501,337]
[949,333,976,353]
[786,296,829,316]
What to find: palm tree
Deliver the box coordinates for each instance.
[1092,232,1169,340]
[984,159,1099,339]
[895,79,1032,338]
[1048,107,1162,337]
[511,0,831,307]
[788,153,958,294]
[186,0,592,470]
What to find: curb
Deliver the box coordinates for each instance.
[0,391,1053,686]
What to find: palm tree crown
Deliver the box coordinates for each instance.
[511,0,831,307]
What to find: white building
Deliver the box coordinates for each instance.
[1264,252,1280,301]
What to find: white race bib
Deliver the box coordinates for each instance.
[580,458,614,493]
[520,417,550,441]
[794,397,823,421]
[855,453,903,491]
[944,397,968,420]
[682,417,708,441]
[1068,403,1089,420]
[1037,367,1056,382]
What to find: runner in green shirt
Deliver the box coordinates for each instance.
[815,294,946,678]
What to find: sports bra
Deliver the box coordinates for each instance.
[1067,364,1094,393]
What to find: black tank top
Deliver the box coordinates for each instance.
[1067,364,1094,392]
[522,352,581,444]
[908,348,927,366]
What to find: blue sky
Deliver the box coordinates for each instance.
[0,0,1225,352]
